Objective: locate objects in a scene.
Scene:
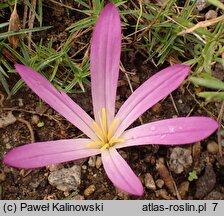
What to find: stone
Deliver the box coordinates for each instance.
[178,181,190,199]
[207,141,219,154]
[31,115,40,125]
[0,169,6,182]
[144,173,156,190]
[155,179,164,189]
[205,10,217,20]
[88,156,96,167]
[169,147,193,174]
[48,165,81,192]
[0,112,16,128]
[195,164,216,199]
[96,156,102,169]
[84,184,96,197]
[47,164,64,172]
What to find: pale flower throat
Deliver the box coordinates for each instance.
[87,108,124,151]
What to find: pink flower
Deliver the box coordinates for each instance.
[4,3,218,196]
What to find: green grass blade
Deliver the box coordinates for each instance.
[189,75,224,90]
[10,79,24,96]
[206,0,224,10]
[0,26,51,39]
[0,66,10,95]
[198,91,224,101]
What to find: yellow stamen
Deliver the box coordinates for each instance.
[88,108,125,152]
[102,107,107,135]
[107,118,118,141]
[100,143,110,152]
[93,121,105,141]
[109,138,124,145]
[87,141,103,148]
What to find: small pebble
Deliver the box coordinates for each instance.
[0,112,16,128]
[178,181,189,199]
[196,0,209,11]
[84,185,96,197]
[64,191,70,197]
[88,156,96,167]
[82,165,87,170]
[29,181,40,189]
[169,147,193,174]
[144,155,156,164]
[48,165,81,192]
[18,98,24,107]
[151,103,162,114]
[5,143,11,149]
[2,135,9,144]
[205,10,217,20]
[144,173,156,190]
[155,179,164,189]
[207,141,219,154]
[118,150,128,160]
[116,188,129,200]
[46,194,57,200]
[155,189,170,200]
[31,115,40,125]
[0,169,6,182]
[96,156,102,169]
[195,163,216,199]
[47,164,64,172]
[72,194,85,200]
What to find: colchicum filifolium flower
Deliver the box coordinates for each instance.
[4,4,218,196]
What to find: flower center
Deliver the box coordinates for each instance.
[87,108,124,151]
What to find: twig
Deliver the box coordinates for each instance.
[217,101,224,157]
[28,0,37,50]
[165,15,206,44]
[22,2,28,29]
[166,161,181,200]
[120,62,144,124]
[16,116,35,143]
[178,15,224,36]
[169,93,179,116]
[186,87,217,119]
[186,106,196,117]
[134,0,143,40]
[136,0,169,41]
[0,92,5,108]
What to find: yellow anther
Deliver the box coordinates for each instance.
[107,118,118,141]
[89,108,125,152]
[87,141,103,148]
[93,121,105,142]
[109,138,124,145]
[100,143,110,151]
[102,107,107,135]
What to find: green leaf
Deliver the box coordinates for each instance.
[0,22,9,28]
[202,41,217,73]
[0,26,51,40]
[206,0,224,10]
[198,91,224,102]
[0,66,10,95]
[189,75,224,90]
[37,122,45,127]
[10,79,24,96]
[188,170,198,182]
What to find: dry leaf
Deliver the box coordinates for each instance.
[8,5,20,49]
[156,158,176,196]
